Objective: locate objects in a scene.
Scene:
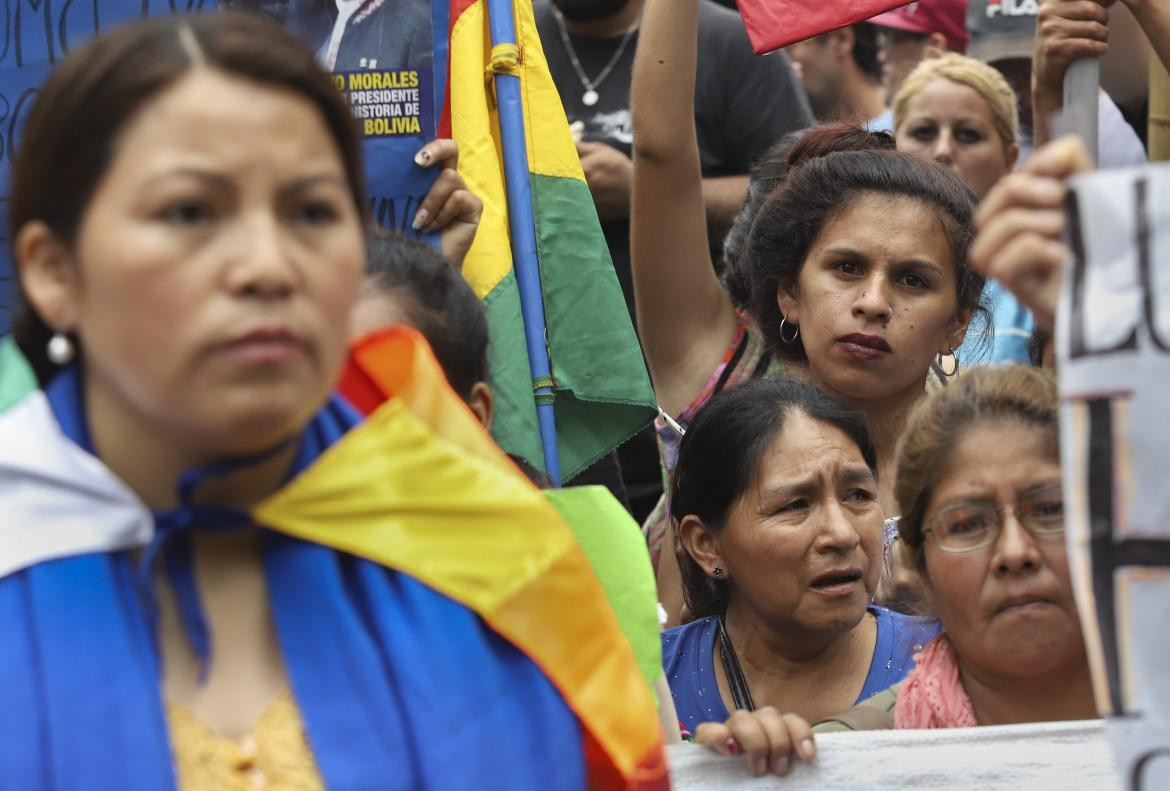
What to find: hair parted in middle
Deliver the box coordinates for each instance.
[892,52,1020,158]
[10,12,365,385]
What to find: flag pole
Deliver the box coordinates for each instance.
[484,0,562,486]
[1063,58,1099,159]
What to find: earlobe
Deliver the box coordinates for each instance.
[678,515,725,579]
[468,380,494,431]
[16,221,80,332]
[776,285,799,325]
[943,307,974,355]
[832,27,854,58]
[1006,142,1020,171]
[926,32,947,57]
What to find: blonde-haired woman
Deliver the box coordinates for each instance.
[895,53,1029,367]
[893,52,1019,200]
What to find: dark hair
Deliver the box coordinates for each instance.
[1029,325,1052,368]
[895,366,1059,572]
[671,378,877,618]
[11,13,365,384]
[742,149,987,363]
[852,23,883,83]
[363,234,489,399]
[720,124,895,309]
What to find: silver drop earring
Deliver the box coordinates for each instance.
[46,333,75,365]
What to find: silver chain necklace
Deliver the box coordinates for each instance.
[551,9,639,107]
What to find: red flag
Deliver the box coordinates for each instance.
[738,0,910,54]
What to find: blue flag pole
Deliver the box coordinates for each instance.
[484,0,562,487]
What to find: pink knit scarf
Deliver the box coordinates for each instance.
[893,634,979,729]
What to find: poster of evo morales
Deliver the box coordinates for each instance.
[0,0,445,335]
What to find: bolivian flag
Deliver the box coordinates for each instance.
[443,0,657,480]
[0,328,668,789]
[273,327,671,788]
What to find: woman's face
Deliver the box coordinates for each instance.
[921,420,1085,681]
[49,69,364,457]
[895,77,1018,200]
[715,412,884,638]
[779,193,970,405]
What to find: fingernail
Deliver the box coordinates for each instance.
[753,757,767,776]
[801,738,815,759]
[724,738,739,755]
[773,754,789,775]
[414,148,431,165]
[411,208,429,230]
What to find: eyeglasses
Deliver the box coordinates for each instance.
[922,484,1065,553]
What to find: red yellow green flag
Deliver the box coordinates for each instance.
[442,0,657,480]
[259,327,669,788]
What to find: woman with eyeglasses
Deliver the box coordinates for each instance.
[690,365,1096,777]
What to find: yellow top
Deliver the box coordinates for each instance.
[167,689,324,791]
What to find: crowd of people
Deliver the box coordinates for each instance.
[1,0,1167,787]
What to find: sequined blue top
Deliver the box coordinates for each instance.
[662,606,941,734]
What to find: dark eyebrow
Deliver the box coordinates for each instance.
[756,463,875,513]
[838,465,876,487]
[757,472,819,511]
[823,246,869,261]
[141,170,348,194]
[142,167,233,192]
[826,246,945,275]
[895,258,945,277]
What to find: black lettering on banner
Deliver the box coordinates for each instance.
[1084,396,1170,719]
[0,92,8,162]
[57,0,100,57]
[1068,179,1170,359]
[1132,748,1170,790]
[0,1,10,63]
[1135,178,1170,352]
[1067,190,1139,358]
[1086,397,1126,717]
[2,87,38,163]
[13,0,55,67]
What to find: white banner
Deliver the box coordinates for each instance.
[668,720,1115,789]
[1058,162,1170,791]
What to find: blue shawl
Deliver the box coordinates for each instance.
[0,368,584,790]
